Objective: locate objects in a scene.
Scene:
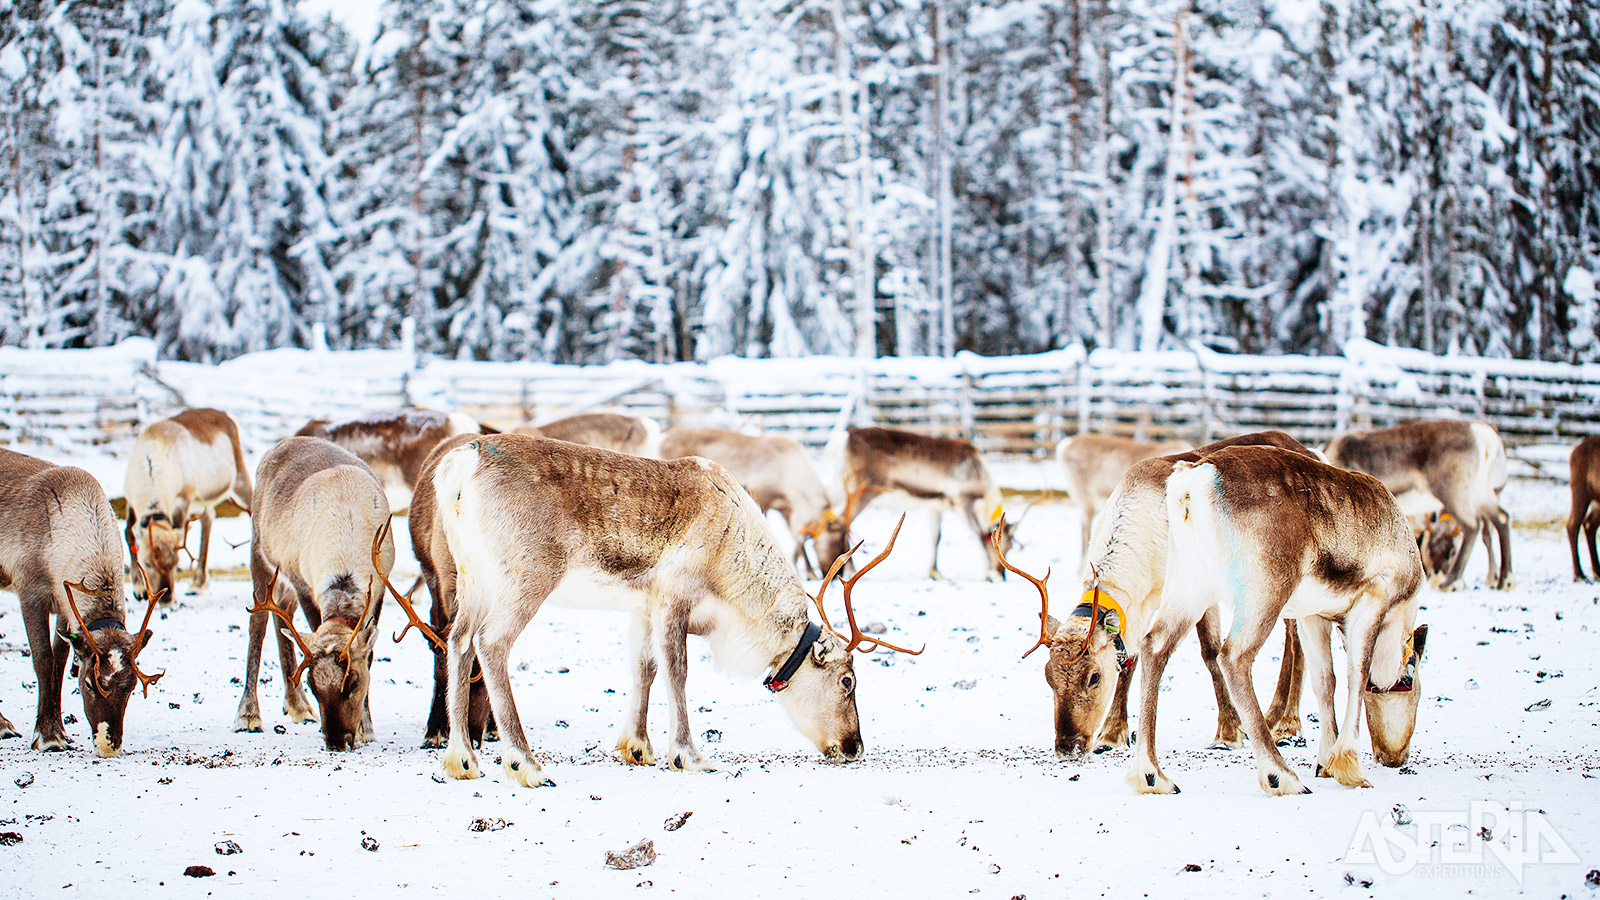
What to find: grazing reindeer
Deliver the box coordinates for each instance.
[1326,420,1511,590]
[232,437,394,751]
[296,408,491,512]
[1056,433,1190,558]
[830,426,1015,581]
[516,412,662,457]
[1132,445,1425,795]
[1,448,163,756]
[659,426,845,576]
[123,408,253,602]
[1567,436,1600,581]
[422,434,919,787]
[1006,431,1313,757]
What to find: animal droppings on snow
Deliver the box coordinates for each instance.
[1526,698,1552,711]
[953,679,977,690]
[183,865,214,878]
[1182,863,1202,872]
[214,840,241,855]
[0,833,21,846]
[604,839,657,870]
[361,835,379,852]
[469,817,513,832]
[1583,868,1599,887]
[273,725,287,734]
[14,773,32,788]
[662,811,692,831]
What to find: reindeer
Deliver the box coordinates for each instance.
[1326,420,1511,590]
[231,437,396,751]
[123,408,253,602]
[1,448,164,756]
[296,408,492,513]
[828,426,1015,581]
[1131,445,1425,795]
[659,426,845,576]
[1566,436,1600,581]
[515,412,662,457]
[1056,433,1190,558]
[1002,431,1313,758]
[413,433,920,787]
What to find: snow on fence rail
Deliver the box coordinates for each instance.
[3,338,1600,458]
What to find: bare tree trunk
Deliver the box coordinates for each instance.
[934,0,954,357]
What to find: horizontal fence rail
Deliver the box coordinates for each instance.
[3,338,1600,459]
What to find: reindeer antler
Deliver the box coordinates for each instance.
[371,517,446,654]
[129,555,167,696]
[990,521,1053,659]
[62,579,110,697]
[811,513,923,655]
[247,566,315,687]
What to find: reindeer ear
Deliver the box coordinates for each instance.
[1410,623,1428,661]
[134,629,154,654]
[1046,615,1064,637]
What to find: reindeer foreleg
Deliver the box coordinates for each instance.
[1297,616,1341,778]
[23,587,67,750]
[441,616,484,781]
[233,558,272,732]
[191,508,214,592]
[1126,610,1195,794]
[1323,605,1379,789]
[616,614,657,766]
[472,606,550,787]
[656,600,711,772]
[1093,657,1135,753]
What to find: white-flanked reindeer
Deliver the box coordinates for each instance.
[1056,433,1190,557]
[516,412,662,457]
[828,426,1016,581]
[124,408,253,602]
[419,433,920,787]
[659,426,846,576]
[232,437,395,751]
[1326,419,1511,590]
[1131,445,1426,795]
[2,448,164,756]
[1002,431,1312,757]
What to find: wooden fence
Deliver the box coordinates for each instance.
[3,338,1600,457]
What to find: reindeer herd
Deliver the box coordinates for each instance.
[0,400,1585,797]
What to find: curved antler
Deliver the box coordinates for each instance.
[129,556,167,696]
[990,520,1053,659]
[811,513,923,655]
[62,580,110,697]
[247,565,314,686]
[371,517,446,654]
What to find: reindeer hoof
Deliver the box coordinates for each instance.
[1,719,22,740]
[667,748,713,772]
[1261,769,1308,795]
[441,744,482,780]
[1209,734,1245,750]
[1129,768,1178,794]
[502,753,551,788]
[617,736,655,767]
[33,730,69,752]
[421,732,447,749]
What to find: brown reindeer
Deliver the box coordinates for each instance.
[1326,420,1512,590]
[123,408,253,602]
[1133,445,1425,794]
[1566,436,1600,581]
[1056,433,1190,557]
[231,437,395,751]
[659,426,845,576]
[1,448,164,755]
[296,408,492,513]
[1005,431,1313,757]
[415,434,920,786]
[515,412,662,456]
[827,426,1015,581]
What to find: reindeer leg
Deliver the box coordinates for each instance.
[1127,611,1195,794]
[473,605,550,787]
[1197,607,1245,749]
[1491,507,1514,590]
[191,508,214,592]
[616,614,657,766]
[1093,657,1134,752]
[278,587,316,724]
[927,510,944,580]
[23,589,66,751]
[233,556,272,732]
[1218,604,1309,796]
[1322,605,1380,789]
[441,614,484,780]
[1297,616,1340,777]
[0,707,16,740]
[1437,516,1481,591]
[1079,501,1097,561]
[657,599,711,772]
[1571,498,1593,582]
[1264,618,1304,742]
[1585,506,1600,581]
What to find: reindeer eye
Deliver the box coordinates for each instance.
[841,675,854,692]
[1088,672,1101,687]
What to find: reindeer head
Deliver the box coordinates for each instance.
[128,511,187,604]
[983,505,1020,581]
[1419,514,1462,582]
[997,540,1126,757]
[62,565,164,757]
[805,509,852,579]
[774,514,921,761]
[1363,623,1427,767]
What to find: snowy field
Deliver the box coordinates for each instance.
[0,456,1596,898]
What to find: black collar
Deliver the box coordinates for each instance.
[87,617,126,633]
[1070,602,1133,671]
[764,622,822,693]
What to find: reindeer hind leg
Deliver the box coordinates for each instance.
[1197,607,1246,749]
[1217,597,1309,796]
[1263,618,1304,743]
[473,605,550,787]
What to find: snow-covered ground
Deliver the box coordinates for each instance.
[0,457,1595,898]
